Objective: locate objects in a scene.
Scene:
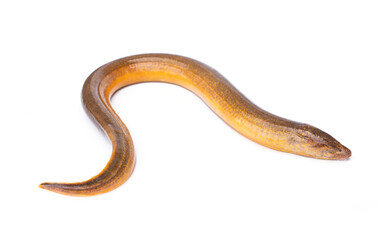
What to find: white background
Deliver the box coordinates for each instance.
[1,0,385,239]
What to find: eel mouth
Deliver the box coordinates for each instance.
[332,145,351,160]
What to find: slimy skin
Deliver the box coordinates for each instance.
[40,54,351,196]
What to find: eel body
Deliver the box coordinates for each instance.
[40,54,351,196]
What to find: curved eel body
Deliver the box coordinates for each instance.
[40,54,351,196]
